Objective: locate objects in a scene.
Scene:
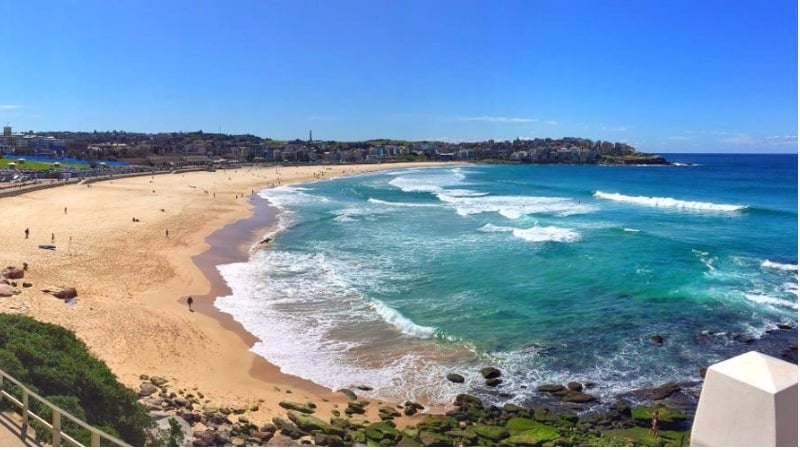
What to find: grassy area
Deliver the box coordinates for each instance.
[0,158,89,170]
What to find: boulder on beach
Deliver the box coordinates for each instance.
[287,411,330,434]
[279,401,315,414]
[2,266,24,279]
[337,388,357,400]
[138,382,158,397]
[561,391,597,403]
[0,284,15,297]
[149,376,169,387]
[43,287,78,299]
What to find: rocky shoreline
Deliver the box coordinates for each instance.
[134,322,796,447]
[137,372,692,447]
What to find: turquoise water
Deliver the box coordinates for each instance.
[216,154,797,406]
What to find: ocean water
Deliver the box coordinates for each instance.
[216,154,798,407]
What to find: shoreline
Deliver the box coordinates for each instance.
[0,162,462,433]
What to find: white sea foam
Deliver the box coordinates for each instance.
[478,224,515,233]
[623,227,640,233]
[784,282,799,298]
[214,250,472,406]
[744,293,798,310]
[692,249,717,272]
[261,185,332,230]
[513,226,581,243]
[367,198,442,208]
[369,300,436,339]
[388,169,467,193]
[593,191,746,212]
[761,260,798,272]
[439,194,595,218]
[479,223,581,243]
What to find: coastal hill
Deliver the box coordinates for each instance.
[3,129,667,166]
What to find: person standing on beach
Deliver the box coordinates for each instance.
[187,296,194,312]
[24,228,29,239]
[165,229,169,239]
[650,410,659,437]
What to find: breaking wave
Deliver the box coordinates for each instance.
[593,191,746,212]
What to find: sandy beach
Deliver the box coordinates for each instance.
[0,162,455,429]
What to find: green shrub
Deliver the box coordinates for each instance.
[0,314,152,445]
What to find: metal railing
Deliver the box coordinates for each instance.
[0,368,130,446]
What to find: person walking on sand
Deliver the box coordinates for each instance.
[187,296,194,311]
[24,228,29,239]
[650,410,659,437]
[51,233,55,243]
[165,229,169,239]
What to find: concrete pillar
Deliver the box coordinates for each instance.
[691,351,797,447]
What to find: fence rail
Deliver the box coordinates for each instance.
[0,368,130,447]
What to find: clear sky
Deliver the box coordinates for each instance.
[1,0,797,153]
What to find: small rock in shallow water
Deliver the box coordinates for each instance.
[480,367,502,379]
[446,373,465,383]
[650,335,664,345]
[567,381,583,392]
[631,381,680,400]
[537,384,567,393]
[485,378,502,387]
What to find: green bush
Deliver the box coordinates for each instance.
[0,314,152,445]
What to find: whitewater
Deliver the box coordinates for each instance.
[215,154,797,408]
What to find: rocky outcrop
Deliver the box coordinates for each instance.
[631,381,681,401]
[138,375,274,447]
[135,372,690,447]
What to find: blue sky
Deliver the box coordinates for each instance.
[1,0,796,152]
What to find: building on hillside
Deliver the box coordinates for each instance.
[25,136,66,157]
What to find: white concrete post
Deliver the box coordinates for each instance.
[691,351,798,447]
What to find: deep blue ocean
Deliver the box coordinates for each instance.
[216,154,797,407]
